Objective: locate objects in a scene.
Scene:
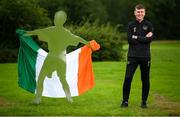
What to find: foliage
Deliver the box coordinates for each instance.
[67,20,125,61]
[37,0,180,39]
[147,0,180,39]
[0,0,51,49]
[38,0,107,24]
[0,49,18,63]
[37,0,65,20]
[0,0,179,62]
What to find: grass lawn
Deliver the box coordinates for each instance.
[0,41,180,116]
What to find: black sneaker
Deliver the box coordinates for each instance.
[121,101,128,107]
[141,101,147,108]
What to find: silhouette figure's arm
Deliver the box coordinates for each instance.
[67,30,94,50]
[72,34,96,51]
[26,29,49,42]
[73,35,88,45]
[26,29,42,36]
[68,30,88,45]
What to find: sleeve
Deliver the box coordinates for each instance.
[127,23,138,45]
[137,22,154,44]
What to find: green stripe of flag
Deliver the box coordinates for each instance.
[16,29,40,93]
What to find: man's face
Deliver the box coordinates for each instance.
[134,8,145,21]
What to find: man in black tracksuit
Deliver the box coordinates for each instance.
[121,4,154,108]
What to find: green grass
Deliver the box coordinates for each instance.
[0,41,180,116]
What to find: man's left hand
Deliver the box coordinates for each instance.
[146,32,153,37]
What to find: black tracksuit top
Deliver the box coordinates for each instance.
[127,19,154,58]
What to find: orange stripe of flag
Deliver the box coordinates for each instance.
[77,40,100,95]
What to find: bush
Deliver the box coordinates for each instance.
[67,21,125,61]
[0,0,51,49]
[0,49,18,63]
[0,21,126,62]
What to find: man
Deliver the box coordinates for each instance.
[121,4,154,108]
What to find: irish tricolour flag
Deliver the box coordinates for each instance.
[16,29,100,98]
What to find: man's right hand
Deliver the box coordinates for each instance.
[132,35,138,39]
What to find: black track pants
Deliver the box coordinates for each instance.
[122,57,151,102]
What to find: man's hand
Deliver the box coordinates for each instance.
[132,35,138,39]
[146,32,153,37]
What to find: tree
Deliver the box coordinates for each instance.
[38,0,65,20]
[147,0,180,39]
[0,0,51,49]
[38,0,107,24]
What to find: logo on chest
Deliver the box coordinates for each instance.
[142,25,148,31]
[133,27,136,32]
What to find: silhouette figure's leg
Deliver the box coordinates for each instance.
[57,60,73,103]
[33,58,52,104]
[33,66,47,104]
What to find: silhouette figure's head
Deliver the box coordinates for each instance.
[54,11,67,27]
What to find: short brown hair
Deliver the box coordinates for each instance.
[135,4,145,10]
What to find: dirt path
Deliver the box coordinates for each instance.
[153,93,180,116]
[0,97,9,106]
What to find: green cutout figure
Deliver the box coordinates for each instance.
[26,11,91,104]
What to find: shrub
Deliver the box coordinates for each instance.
[0,21,126,62]
[0,49,18,63]
[67,21,125,61]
